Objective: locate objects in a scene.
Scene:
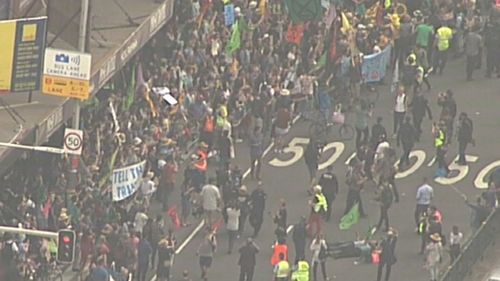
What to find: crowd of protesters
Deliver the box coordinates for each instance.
[1,0,500,280]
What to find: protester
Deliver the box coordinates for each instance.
[310,234,329,281]
[376,228,398,281]
[317,166,339,222]
[238,238,260,281]
[425,233,444,281]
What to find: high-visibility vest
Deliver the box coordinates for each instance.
[271,244,288,266]
[313,193,328,213]
[435,129,445,148]
[276,260,290,278]
[291,261,310,281]
[437,27,453,51]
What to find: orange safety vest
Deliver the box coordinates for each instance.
[204,116,215,133]
[194,149,208,172]
[271,243,288,266]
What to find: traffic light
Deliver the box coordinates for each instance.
[57,229,75,263]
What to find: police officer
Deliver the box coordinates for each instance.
[308,185,328,237]
[317,166,338,221]
[433,122,449,176]
[456,113,474,166]
[291,259,310,281]
[397,116,417,170]
[274,253,290,281]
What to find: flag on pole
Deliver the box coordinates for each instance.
[284,0,324,23]
[391,59,399,94]
[226,20,241,55]
[339,203,360,230]
[286,23,305,45]
[123,65,136,110]
[340,12,351,34]
[311,52,327,72]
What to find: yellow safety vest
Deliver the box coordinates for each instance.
[435,129,445,148]
[313,193,328,213]
[291,261,310,281]
[437,27,453,51]
[276,260,290,278]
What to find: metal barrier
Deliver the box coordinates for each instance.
[439,208,500,281]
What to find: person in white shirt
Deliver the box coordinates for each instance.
[226,202,240,254]
[310,234,329,281]
[201,178,221,229]
[425,233,443,281]
[393,85,407,137]
[140,172,157,209]
[134,207,149,234]
[415,177,434,228]
[449,225,463,263]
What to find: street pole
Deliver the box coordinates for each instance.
[0,142,65,154]
[0,226,58,239]
[74,0,90,130]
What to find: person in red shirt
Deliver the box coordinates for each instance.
[274,105,292,153]
[159,155,178,211]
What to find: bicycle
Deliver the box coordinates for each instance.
[39,259,63,281]
[308,104,355,142]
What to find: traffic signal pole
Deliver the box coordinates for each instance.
[0,226,58,239]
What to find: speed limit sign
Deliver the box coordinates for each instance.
[63,128,83,155]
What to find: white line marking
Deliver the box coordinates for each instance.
[151,114,303,281]
[175,220,205,254]
[427,156,436,167]
[286,225,294,234]
[0,101,39,110]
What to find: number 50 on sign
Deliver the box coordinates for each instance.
[64,128,83,155]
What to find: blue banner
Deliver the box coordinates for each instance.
[340,45,392,83]
[224,4,235,26]
[361,45,391,83]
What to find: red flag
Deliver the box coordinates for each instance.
[328,22,338,60]
[167,206,182,229]
[286,23,305,46]
[212,218,224,232]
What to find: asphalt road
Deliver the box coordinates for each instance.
[160,56,500,281]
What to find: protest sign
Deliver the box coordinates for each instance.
[224,4,235,26]
[112,160,146,202]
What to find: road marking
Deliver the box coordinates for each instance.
[0,101,39,110]
[150,115,303,281]
[427,156,436,167]
[286,225,294,233]
[345,152,356,165]
[475,160,500,189]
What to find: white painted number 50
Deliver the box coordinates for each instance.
[269,137,345,170]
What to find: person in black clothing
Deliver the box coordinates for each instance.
[456,112,474,166]
[376,182,394,232]
[438,90,457,144]
[292,216,308,264]
[409,91,432,141]
[317,165,339,221]
[370,117,387,150]
[238,238,260,281]
[249,184,267,237]
[376,228,398,281]
[397,116,417,170]
[401,55,419,95]
[304,141,321,184]
[484,19,500,78]
[218,130,232,170]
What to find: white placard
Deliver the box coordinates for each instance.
[112,161,146,202]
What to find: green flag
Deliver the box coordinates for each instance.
[284,0,324,24]
[124,66,136,110]
[226,20,241,55]
[339,203,360,230]
[311,52,327,73]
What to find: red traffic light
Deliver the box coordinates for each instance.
[62,236,71,244]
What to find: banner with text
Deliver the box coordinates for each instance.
[112,160,146,202]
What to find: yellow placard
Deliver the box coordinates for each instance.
[0,22,17,91]
[22,24,37,42]
[43,75,90,100]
